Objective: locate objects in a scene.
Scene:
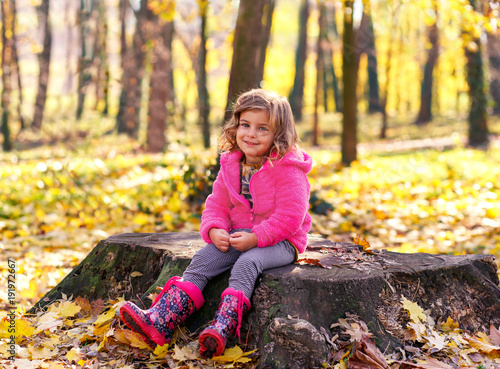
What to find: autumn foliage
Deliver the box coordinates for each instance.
[1,140,500,366]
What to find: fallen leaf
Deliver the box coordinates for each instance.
[35,312,64,333]
[48,300,82,318]
[153,342,171,359]
[490,324,500,346]
[469,334,500,355]
[347,330,389,369]
[130,271,143,277]
[401,296,426,323]
[353,234,375,255]
[122,329,152,350]
[93,308,116,327]
[212,346,257,364]
[172,344,199,361]
[66,347,83,363]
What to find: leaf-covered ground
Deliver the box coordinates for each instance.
[1,138,500,367]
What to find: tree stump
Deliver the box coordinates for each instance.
[34,232,500,367]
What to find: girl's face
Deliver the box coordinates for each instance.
[236,110,274,165]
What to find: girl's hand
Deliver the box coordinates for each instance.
[209,228,231,252]
[230,232,258,252]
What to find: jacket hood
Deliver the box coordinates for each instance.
[221,149,313,174]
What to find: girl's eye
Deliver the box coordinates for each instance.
[259,127,268,131]
[240,123,250,128]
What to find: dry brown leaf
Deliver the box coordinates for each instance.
[347,331,389,369]
[489,324,500,346]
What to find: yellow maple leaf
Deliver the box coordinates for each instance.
[401,296,426,323]
[469,333,500,355]
[212,346,257,364]
[113,328,131,345]
[93,321,112,337]
[48,300,82,318]
[153,342,170,359]
[123,329,152,350]
[94,309,116,327]
[66,347,83,363]
[439,317,459,333]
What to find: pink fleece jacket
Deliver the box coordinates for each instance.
[200,149,312,253]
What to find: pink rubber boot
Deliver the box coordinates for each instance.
[120,276,204,347]
[198,288,251,357]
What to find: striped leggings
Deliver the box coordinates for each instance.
[182,229,296,299]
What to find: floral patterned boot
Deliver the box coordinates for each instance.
[120,276,204,347]
[198,288,251,358]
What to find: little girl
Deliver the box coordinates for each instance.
[120,89,312,357]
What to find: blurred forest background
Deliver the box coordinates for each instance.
[0,0,500,310]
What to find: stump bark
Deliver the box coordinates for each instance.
[34,232,500,367]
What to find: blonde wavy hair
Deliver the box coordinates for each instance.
[219,89,300,161]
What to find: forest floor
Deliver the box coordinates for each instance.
[1,117,500,367]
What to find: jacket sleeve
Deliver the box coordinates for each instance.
[252,166,310,247]
[199,168,233,243]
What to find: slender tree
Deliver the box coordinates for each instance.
[146,16,175,153]
[224,0,275,124]
[320,1,334,113]
[464,0,488,147]
[313,1,326,146]
[63,0,74,100]
[342,1,357,165]
[11,0,25,131]
[76,0,94,120]
[93,0,110,115]
[324,2,341,113]
[379,2,401,139]
[487,31,500,115]
[1,0,13,151]
[196,0,211,148]
[32,0,52,131]
[289,0,310,121]
[415,7,439,125]
[353,3,380,114]
[116,0,129,134]
[364,8,380,114]
[116,1,150,138]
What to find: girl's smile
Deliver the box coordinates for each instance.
[236,110,274,164]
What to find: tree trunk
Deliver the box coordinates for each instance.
[33,232,500,367]
[1,0,13,151]
[116,0,128,133]
[325,3,341,113]
[117,3,149,138]
[312,2,325,146]
[487,30,500,116]
[341,1,357,166]
[32,0,52,131]
[415,12,439,125]
[197,0,211,149]
[93,0,110,115]
[63,0,74,98]
[288,0,310,121]
[364,9,380,114]
[146,18,174,153]
[464,0,488,148]
[11,0,25,131]
[379,3,400,139]
[223,0,274,124]
[320,1,333,113]
[76,0,94,121]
